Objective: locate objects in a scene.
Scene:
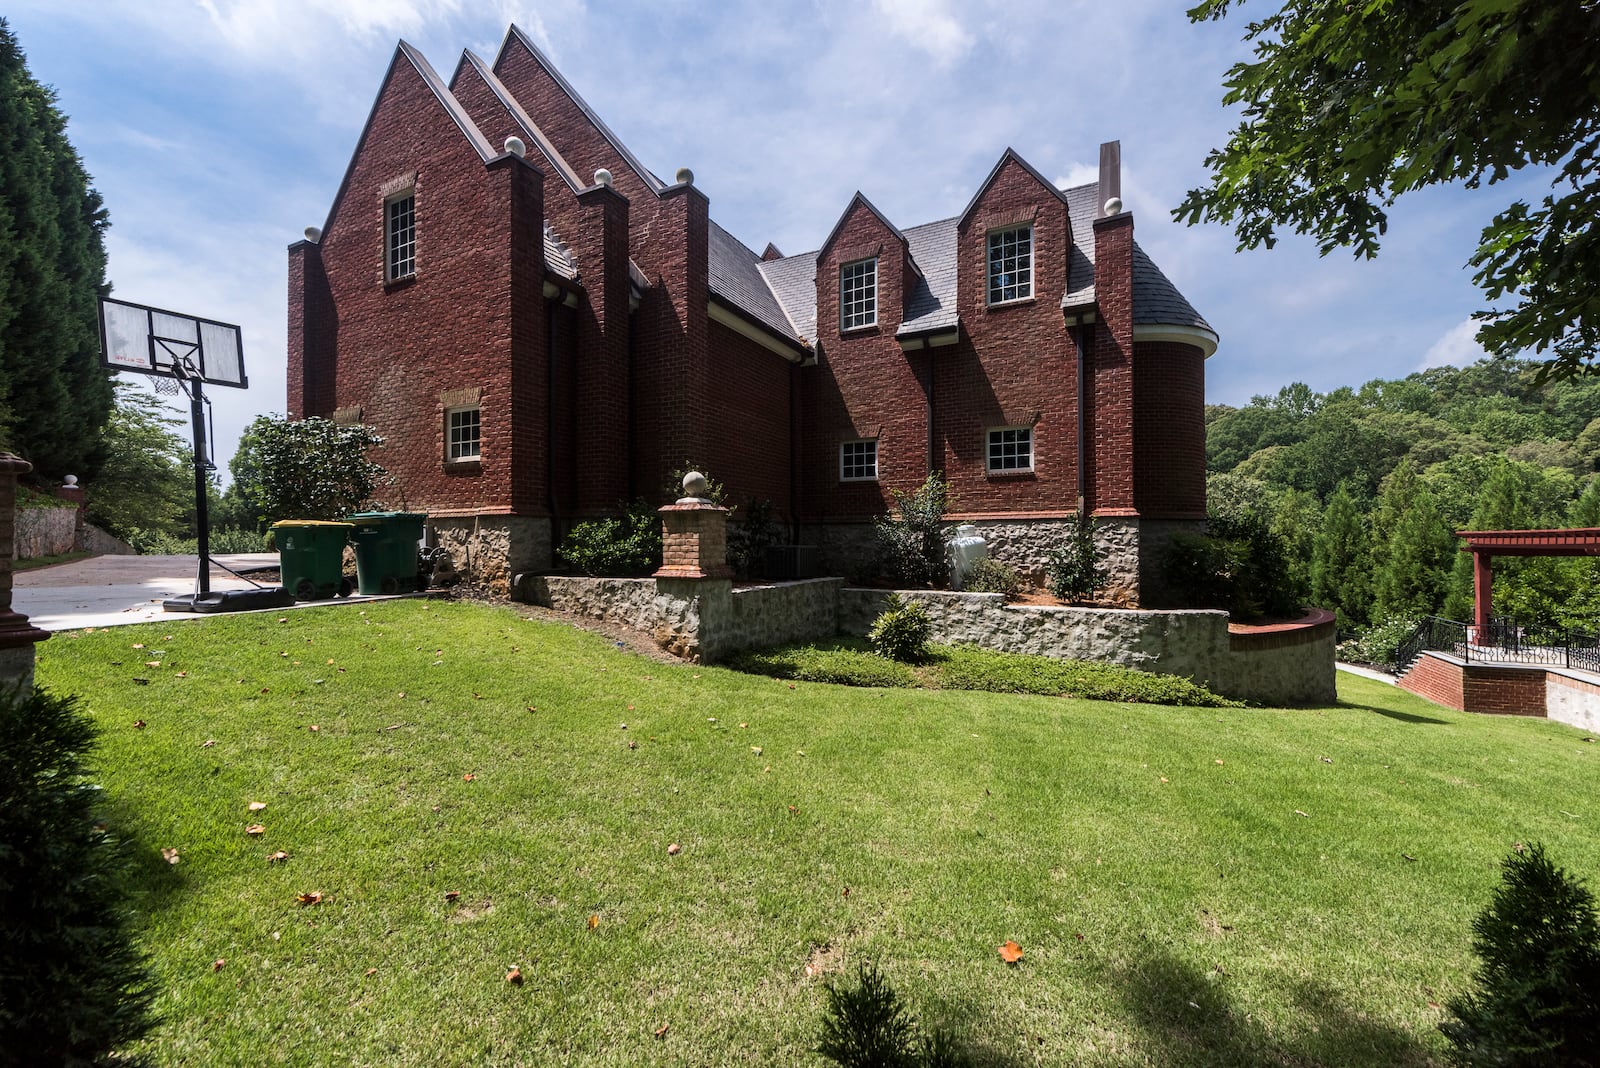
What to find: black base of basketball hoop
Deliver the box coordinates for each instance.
[164,588,296,614]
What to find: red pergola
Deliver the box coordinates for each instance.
[1456,528,1600,629]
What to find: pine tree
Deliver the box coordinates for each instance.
[1310,482,1372,626]
[0,19,113,479]
[1372,486,1455,620]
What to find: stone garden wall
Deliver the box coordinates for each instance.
[518,573,1337,705]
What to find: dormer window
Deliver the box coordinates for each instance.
[840,257,877,330]
[987,225,1032,304]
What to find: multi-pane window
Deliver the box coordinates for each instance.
[840,439,878,481]
[446,406,480,462]
[386,193,416,281]
[840,257,877,330]
[987,225,1032,304]
[987,427,1032,472]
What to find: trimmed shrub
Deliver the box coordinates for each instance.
[962,557,1021,600]
[1160,511,1301,621]
[868,594,932,662]
[556,499,661,577]
[0,686,155,1064]
[874,473,950,587]
[930,645,1243,707]
[1048,511,1107,603]
[1441,844,1600,1066]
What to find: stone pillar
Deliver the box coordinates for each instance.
[0,454,51,688]
[652,472,733,661]
[56,474,86,550]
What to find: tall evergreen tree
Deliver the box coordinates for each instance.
[1372,483,1455,621]
[1310,482,1372,626]
[0,19,113,479]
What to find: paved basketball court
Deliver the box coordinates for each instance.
[15,553,285,631]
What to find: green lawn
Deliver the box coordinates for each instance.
[35,600,1600,1066]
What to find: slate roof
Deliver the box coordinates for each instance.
[708,221,801,343]
[743,180,1211,346]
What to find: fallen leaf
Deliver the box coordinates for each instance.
[587,914,599,930]
[1214,759,1223,765]
[246,824,266,835]
[213,959,226,972]
[144,660,162,667]
[248,801,267,811]
[739,722,748,729]
[1075,932,1085,941]
[326,659,335,665]
[1159,777,1168,784]
[132,643,145,649]
[505,967,523,985]
[999,940,1024,963]
[133,720,147,729]
[296,892,323,906]
[308,724,319,732]
[445,890,461,901]
[268,851,289,863]
[1294,810,1310,818]
[1514,841,1526,853]
[751,746,763,756]
[787,683,796,689]
[620,723,628,730]
[842,887,850,899]
[788,805,797,814]
[398,692,406,698]
[132,678,149,686]
[667,843,682,856]
[1320,756,1334,764]
[463,772,475,782]
[175,671,189,678]
[161,847,180,865]
[1402,853,1417,862]
[627,740,637,750]
[654,1023,669,1039]
[272,930,281,941]
[365,968,378,977]
[200,739,216,748]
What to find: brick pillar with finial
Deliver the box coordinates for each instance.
[0,454,51,687]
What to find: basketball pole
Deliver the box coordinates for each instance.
[187,373,211,598]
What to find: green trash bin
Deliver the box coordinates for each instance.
[345,512,427,596]
[271,521,353,601]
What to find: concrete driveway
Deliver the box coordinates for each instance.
[14,553,286,631]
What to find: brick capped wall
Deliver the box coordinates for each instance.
[949,157,1076,516]
[704,319,793,514]
[297,56,549,518]
[1400,654,1551,716]
[1399,654,1466,711]
[1132,340,1207,519]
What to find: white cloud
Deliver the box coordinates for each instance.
[1053,162,1098,191]
[872,0,974,65]
[1419,318,1488,371]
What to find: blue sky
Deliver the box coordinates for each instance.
[8,1,1534,480]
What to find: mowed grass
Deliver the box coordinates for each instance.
[35,600,1600,1067]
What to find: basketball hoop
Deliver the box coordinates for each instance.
[152,376,181,396]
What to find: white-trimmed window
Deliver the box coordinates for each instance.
[840,257,877,330]
[840,439,878,481]
[446,406,480,462]
[386,193,416,281]
[987,225,1032,304]
[987,427,1032,473]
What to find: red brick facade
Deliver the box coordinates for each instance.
[288,27,1217,588]
[1399,654,1550,716]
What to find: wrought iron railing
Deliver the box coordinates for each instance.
[1393,615,1600,675]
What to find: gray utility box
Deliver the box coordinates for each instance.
[765,545,819,581]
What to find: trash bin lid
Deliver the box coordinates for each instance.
[270,520,354,529]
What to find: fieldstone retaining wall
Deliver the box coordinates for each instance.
[433,515,551,594]
[517,572,1337,704]
[15,505,77,559]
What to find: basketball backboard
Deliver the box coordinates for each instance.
[99,297,247,388]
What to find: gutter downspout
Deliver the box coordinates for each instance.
[1076,322,1091,512]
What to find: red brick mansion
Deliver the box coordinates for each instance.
[287,25,1217,602]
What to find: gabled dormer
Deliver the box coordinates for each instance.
[816,192,912,339]
[956,148,1070,319]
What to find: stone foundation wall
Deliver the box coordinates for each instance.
[431,515,551,594]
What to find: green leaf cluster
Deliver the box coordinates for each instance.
[225,415,387,527]
[872,473,950,587]
[554,499,661,577]
[1181,0,1600,381]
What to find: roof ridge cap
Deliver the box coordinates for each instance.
[460,49,585,192]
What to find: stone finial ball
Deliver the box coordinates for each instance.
[682,471,708,498]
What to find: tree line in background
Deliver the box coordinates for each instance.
[1204,358,1600,639]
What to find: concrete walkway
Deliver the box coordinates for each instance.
[15,553,290,631]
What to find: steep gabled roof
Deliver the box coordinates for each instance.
[321,41,497,235]
[757,251,819,343]
[898,218,959,336]
[817,192,907,260]
[496,24,667,196]
[958,147,1070,229]
[454,50,586,193]
[1061,182,1099,308]
[708,221,802,344]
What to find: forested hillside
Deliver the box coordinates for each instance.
[1204,359,1600,636]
